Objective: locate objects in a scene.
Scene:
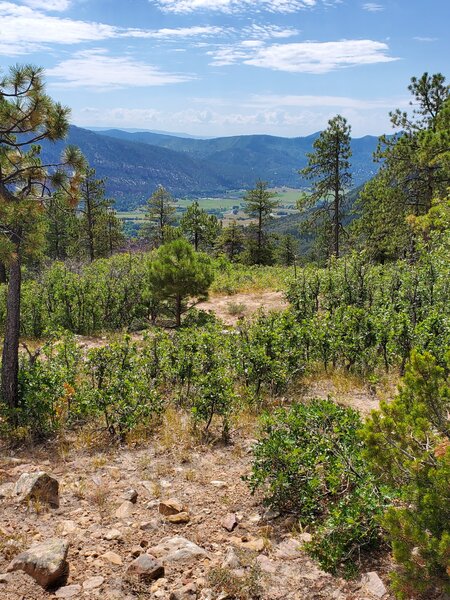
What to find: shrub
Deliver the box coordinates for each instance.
[362,350,450,598]
[248,398,387,575]
[82,336,163,440]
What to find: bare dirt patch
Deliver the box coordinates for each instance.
[198,291,288,325]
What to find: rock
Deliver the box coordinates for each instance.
[0,482,14,499]
[274,538,302,560]
[54,584,82,598]
[147,536,209,563]
[115,501,134,519]
[239,538,265,552]
[165,512,190,524]
[360,572,387,598]
[121,489,138,503]
[0,573,10,583]
[159,498,185,516]
[7,538,69,588]
[170,582,197,600]
[221,547,240,569]
[83,575,104,590]
[61,521,77,537]
[256,554,277,574]
[14,472,59,508]
[104,528,122,541]
[140,519,159,531]
[130,546,143,558]
[126,554,164,580]
[263,507,280,520]
[221,513,238,532]
[298,532,312,543]
[101,551,123,566]
[210,480,227,488]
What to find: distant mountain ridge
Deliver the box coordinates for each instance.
[40,125,382,210]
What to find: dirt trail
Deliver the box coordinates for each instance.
[198,291,288,325]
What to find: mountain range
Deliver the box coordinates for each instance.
[40,126,382,210]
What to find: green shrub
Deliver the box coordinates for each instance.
[11,331,82,439]
[362,350,450,598]
[82,336,163,440]
[248,398,387,575]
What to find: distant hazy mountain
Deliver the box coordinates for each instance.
[40,126,381,210]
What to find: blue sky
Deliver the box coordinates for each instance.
[0,0,449,137]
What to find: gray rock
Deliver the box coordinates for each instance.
[147,536,208,563]
[7,538,69,588]
[83,575,104,590]
[170,582,197,600]
[115,501,134,519]
[221,547,240,569]
[54,584,82,598]
[121,489,138,503]
[126,554,164,580]
[274,538,302,560]
[360,572,387,598]
[104,528,122,541]
[14,472,59,508]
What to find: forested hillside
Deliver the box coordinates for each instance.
[0,65,449,600]
[38,126,381,209]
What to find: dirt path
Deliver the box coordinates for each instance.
[198,291,288,325]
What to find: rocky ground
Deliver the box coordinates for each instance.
[0,401,393,600]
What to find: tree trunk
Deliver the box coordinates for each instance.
[85,181,95,262]
[334,143,340,258]
[0,262,7,284]
[175,295,182,327]
[1,249,22,421]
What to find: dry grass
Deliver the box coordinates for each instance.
[207,564,263,600]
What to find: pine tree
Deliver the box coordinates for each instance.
[217,220,245,261]
[180,201,220,251]
[243,180,279,265]
[276,234,299,266]
[148,238,214,326]
[77,167,122,261]
[355,74,449,261]
[142,185,176,248]
[0,65,84,417]
[299,115,352,259]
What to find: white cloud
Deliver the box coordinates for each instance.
[242,24,300,39]
[413,36,438,42]
[153,0,318,14]
[144,25,225,39]
[248,94,408,109]
[362,3,384,11]
[21,0,71,10]
[73,102,393,137]
[0,2,224,55]
[209,39,398,73]
[47,49,194,88]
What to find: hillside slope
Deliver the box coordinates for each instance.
[40,126,380,210]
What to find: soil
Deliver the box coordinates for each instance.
[197,292,288,326]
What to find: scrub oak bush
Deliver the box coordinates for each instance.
[247,398,388,575]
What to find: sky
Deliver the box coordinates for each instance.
[0,0,449,138]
